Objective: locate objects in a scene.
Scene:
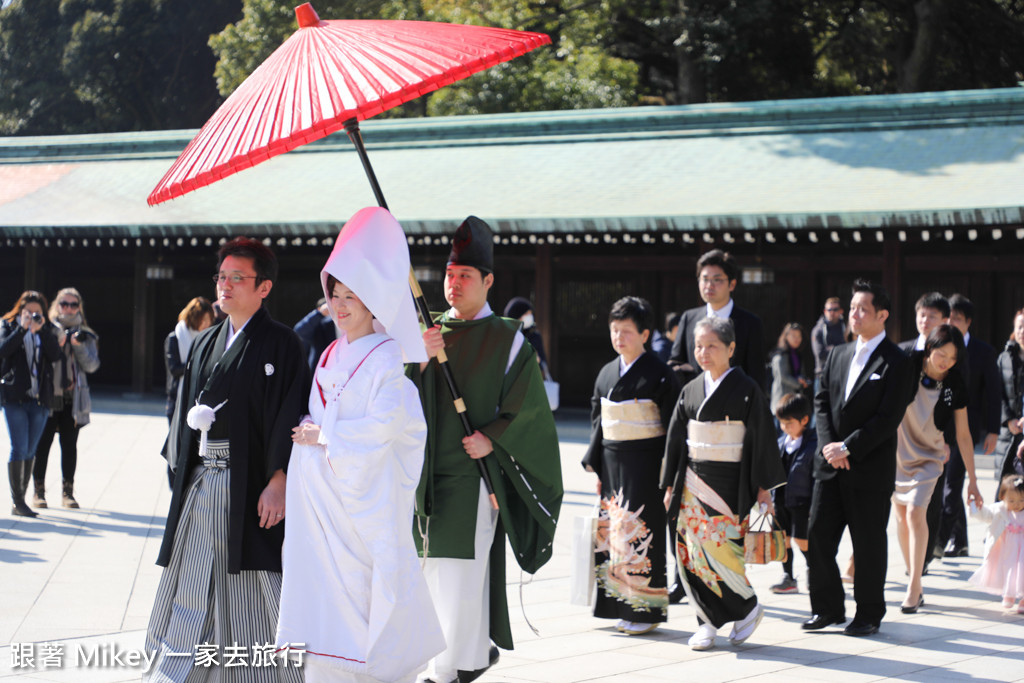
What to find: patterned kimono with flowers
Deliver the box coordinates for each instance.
[662,368,786,629]
[583,352,680,624]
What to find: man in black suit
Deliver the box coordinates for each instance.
[668,249,766,389]
[898,292,949,356]
[939,294,1001,556]
[804,279,912,637]
[293,297,336,373]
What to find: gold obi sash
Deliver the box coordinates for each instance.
[600,398,666,441]
[687,420,745,463]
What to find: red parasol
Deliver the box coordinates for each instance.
[149,3,551,510]
[147,4,550,206]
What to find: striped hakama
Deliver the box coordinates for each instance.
[145,441,303,683]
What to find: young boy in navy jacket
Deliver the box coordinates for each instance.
[771,393,817,593]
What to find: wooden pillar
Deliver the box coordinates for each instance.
[883,237,902,335]
[23,245,38,290]
[535,243,554,374]
[131,246,151,395]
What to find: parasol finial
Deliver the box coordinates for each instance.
[295,3,321,28]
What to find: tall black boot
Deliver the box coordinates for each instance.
[9,461,37,517]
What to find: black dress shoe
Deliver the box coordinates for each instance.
[843,620,879,637]
[900,594,925,614]
[801,614,846,630]
[457,646,500,683]
[668,582,686,604]
[944,546,969,558]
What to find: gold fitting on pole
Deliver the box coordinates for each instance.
[408,269,424,297]
[454,398,467,413]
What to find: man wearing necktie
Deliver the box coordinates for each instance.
[803,279,913,637]
[668,250,766,390]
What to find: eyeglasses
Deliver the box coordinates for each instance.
[58,301,80,309]
[213,274,259,285]
[825,307,841,312]
[699,276,729,286]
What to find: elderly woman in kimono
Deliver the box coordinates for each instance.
[276,207,445,683]
[661,316,786,651]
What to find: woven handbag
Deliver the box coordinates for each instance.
[744,512,788,565]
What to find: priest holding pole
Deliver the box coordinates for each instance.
[409,216,563,683]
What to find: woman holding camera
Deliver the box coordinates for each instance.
[31,288,99,509]
[1,291,61,517]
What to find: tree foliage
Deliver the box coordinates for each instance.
[0,0,240,135]
[1,0,1022,135]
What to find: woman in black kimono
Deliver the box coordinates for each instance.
[582,297,680,635]
[662,316,786,650]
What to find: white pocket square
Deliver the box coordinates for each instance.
[869,373,882,380]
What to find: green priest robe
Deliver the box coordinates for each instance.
[407,311,563,649]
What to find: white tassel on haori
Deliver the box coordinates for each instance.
[186,400,228,456]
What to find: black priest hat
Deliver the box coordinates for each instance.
[447,216,494,275]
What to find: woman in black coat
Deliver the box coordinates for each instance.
[163,297,215,422]
[1,291,61,517]
[996,308,1024,486]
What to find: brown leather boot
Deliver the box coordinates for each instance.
[32,480,47,508]
[62,480,79,509]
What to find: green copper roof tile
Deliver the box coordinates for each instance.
[1,88,1022,236]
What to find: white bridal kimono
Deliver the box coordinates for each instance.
[276,332,445,682]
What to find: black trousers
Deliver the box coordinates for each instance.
[33,403,79,483]
[937,441,968,551]
[807,476,892,625]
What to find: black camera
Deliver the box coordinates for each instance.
[29,312,43,324]
[65,328,88,342]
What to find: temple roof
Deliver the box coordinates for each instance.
[1,87,1022,240]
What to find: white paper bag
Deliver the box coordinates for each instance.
[544,379,560,411]
[569,508,598,606]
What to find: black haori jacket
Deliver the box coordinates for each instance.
[158,307,310,573]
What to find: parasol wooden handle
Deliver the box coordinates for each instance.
[344,117,498,510]
[408,270,499,510]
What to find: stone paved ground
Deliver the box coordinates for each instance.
[1,397,1021,682]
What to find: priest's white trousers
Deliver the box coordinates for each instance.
[420,482,498,683]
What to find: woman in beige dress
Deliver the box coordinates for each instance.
[894,323,983,613]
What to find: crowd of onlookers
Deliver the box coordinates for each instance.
[2,288,99,517]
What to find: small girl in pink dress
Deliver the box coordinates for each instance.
[969,475,1024,612]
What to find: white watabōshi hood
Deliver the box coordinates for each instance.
[320,207,427,363]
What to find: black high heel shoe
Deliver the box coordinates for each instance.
[900,594,925,614]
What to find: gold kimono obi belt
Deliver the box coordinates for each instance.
[600,397,666,441]
[687,420,745,463]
